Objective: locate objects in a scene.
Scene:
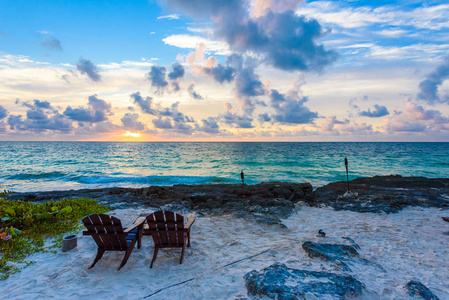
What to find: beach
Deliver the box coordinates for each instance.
[2,177,449,299]
[2,205,448,299]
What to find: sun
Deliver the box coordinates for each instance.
[124,131,141,138]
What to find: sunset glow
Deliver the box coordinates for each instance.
[0,0,448,141]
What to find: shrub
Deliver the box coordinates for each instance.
[0,196,109,280]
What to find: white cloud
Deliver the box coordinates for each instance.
[163,34,230,55]
[157,14,180,20]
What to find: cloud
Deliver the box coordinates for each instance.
[222,110,254,128]
[188,83,203,100]
[269,89,318,124]
[130,92,156,114]
[162,0,338,72]
[7,100,72,133]
[203,63,236,83]
[157,14,180,20]
[76,58,101,82]
[359,104,389,118]
[163,35,230,55]
[417,56,449,105]
[322,115,347,132]
[63,95,111,123]
[0,105,8,119]
[147,66,168,91]
[40,36,62,51]
[197,117,220,133]
[168,63,185,80]
[130,92,196,133]
[121,113,145,131]
[384,101,449,133]
[258,113,271,123]
[152,117,173,129]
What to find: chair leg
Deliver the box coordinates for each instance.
[137,229,142,249]
[150,247,159,268]
[180,244,186,264]
[118,249,133,271]
[89,249,105,269]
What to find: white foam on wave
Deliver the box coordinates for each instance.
[2,206,448,299]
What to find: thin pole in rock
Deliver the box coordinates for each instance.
[241,170,245,206]
[345,157,349,192]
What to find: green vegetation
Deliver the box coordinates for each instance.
[0,192,108,280]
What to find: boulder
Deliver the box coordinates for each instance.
[404,281,440,300]
[244,263,364,299]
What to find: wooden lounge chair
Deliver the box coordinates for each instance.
[82,213,145,270]
[144,211,196,268]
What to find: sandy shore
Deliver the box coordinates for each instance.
[2,204,449,299]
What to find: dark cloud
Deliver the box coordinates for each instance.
[130,92,156,114]
[188,83,203,100]
[359,105,389,118]
[258,113,271,123]
[0,105,8,119]
[204,64,236,83]
[168,63,185,80]
[197,117,220,133]
[223,111,254,128]
[147,66,168,90]
[162,0,338,72]
[63,95,111,123]
[235,65,264,98]
[7,112,72,133]
[121,113,145,131]
[417,56,449,105]
[269,89,318,124]
[41,36,62,51]
[158,102,195,123]
[76,58,101,82]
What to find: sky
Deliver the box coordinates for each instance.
[0,0,448,142]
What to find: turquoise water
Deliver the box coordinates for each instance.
[0,142,448,192]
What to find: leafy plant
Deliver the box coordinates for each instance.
[0,195,109,280]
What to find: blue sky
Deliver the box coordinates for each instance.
[0,0,448,141]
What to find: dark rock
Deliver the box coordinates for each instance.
[303,241,359,261]
[302,241,360,272]
[272,187,292,199]
[244,263,364,299]
[405,281,440,300]
[313,176,449,213]
[253,214,286,228]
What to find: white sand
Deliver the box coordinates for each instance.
[2,205,449,299]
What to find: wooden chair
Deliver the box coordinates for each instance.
[82,213,145,270]
[143,211,196,268]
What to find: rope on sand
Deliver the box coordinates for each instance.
[143,248,271,298]
[143,278,195,299]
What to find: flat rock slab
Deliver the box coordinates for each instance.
[244,263,364,299]
[405,281,440,300]
[302,241,359,261]
[302,241,360,272]
[312,175,449,213]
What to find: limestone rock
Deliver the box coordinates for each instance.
[244,263,364,299]
[405,281,440,300]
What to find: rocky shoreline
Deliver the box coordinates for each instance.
[5,175,449,299]
[7,175,449,225]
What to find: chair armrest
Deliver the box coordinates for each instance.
[185,214,196,229]
[124,217,146,233]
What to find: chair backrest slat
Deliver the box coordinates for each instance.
[146,211,186,246]
[83,214,128,250]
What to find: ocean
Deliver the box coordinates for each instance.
[0,142,448,192]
